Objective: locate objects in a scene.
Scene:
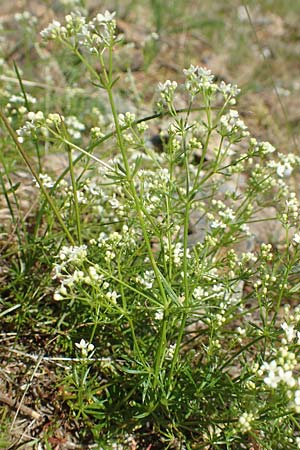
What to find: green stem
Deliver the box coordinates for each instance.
[0,150,27,249]
[67,145,82,245]
[13,61,42,172]
[168,201,191,391]
[98,47,170,385]
[0,108,75,245]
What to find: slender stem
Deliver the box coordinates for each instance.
[168,200,191,391]
[154,315,168,381]
[98,51,169,304]
[0,108,75,245]
[192,124,212,191]
[41,105,215,210]
[0,150,27,249]
[89,301,100,344]
[13,61,42,172]
[67,145,82,245]
[97,46,170,385]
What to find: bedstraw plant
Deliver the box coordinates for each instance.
[1,9,300,450]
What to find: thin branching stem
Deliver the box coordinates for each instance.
[0,108,75,245]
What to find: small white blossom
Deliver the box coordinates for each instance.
[154,310,164,321]
[36,173,55,189]
[105,290,120,303]
[277,163,292,178]
[59,245,87,264]
[295,233,300,244]
[46,113,64,125]
[94,10,116,23]
[219,109,249,140]
[183,65,216,96]
[65,115,85,139]
[281,322,296,343]
[165,343,176,360]
[40,20,67,40]
[238,412,255,433]
[157,80,177,103]
[75,339,95,356]
[118,112,136,127]
[136,270,155,289]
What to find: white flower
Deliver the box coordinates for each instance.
[260,141,276,154]
[40,20,66,40]
[293,233,300,244]
[75,339,95,356]
[218,80,240,98]
[118,112,136,127]
[88,266,100,281]
[210,219,226,229]
[95,11,116,23]
[155,310,164,321]
[193,286,205,300]
[59,245,87,264]
[35,173,55,189]
[264,370,279,388]
[65,115,85,139]
[281,322,296,342]
[236,326,246,336]
[105,290,120,303]
[46,113,64,125]
[183,65,216,96]
[238,412,254,433]
[165,343,176,360]
[276,163,293,178]
[157,80,177,103]
[277,368,295,387]
[219,109,249,138]
[27,111,44,121]
[136,270,155,289]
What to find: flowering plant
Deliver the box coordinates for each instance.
[1,9,300,450]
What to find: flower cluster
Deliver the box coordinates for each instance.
[135,270,155,289]
[118,112,136,128]
[268,152,300,178]
[40,20,65,40]
[237,411,255,433]
[257,308,300,413]
[53,245,90,300]
[259,347,297,389]
[16,110,88,142]
[157,80,178,104]
[5,93,36,117]
[65,115,85,140]
[59,244,88,265]
[40,10,119,55]
[218,80,240,102]
[134,168,172,217]
[183,65,217,97]
[36,173,55,189]
[250,138,276,156]
[16,110,44,142]
[163,237,191,267]
[218,109,249,141]
[279,191,300,227]
[75,338,95,357]
[183,65,241,107]
[15,11,37,30]
[93,225,138,263]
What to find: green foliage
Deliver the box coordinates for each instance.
[1,5,300,450]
